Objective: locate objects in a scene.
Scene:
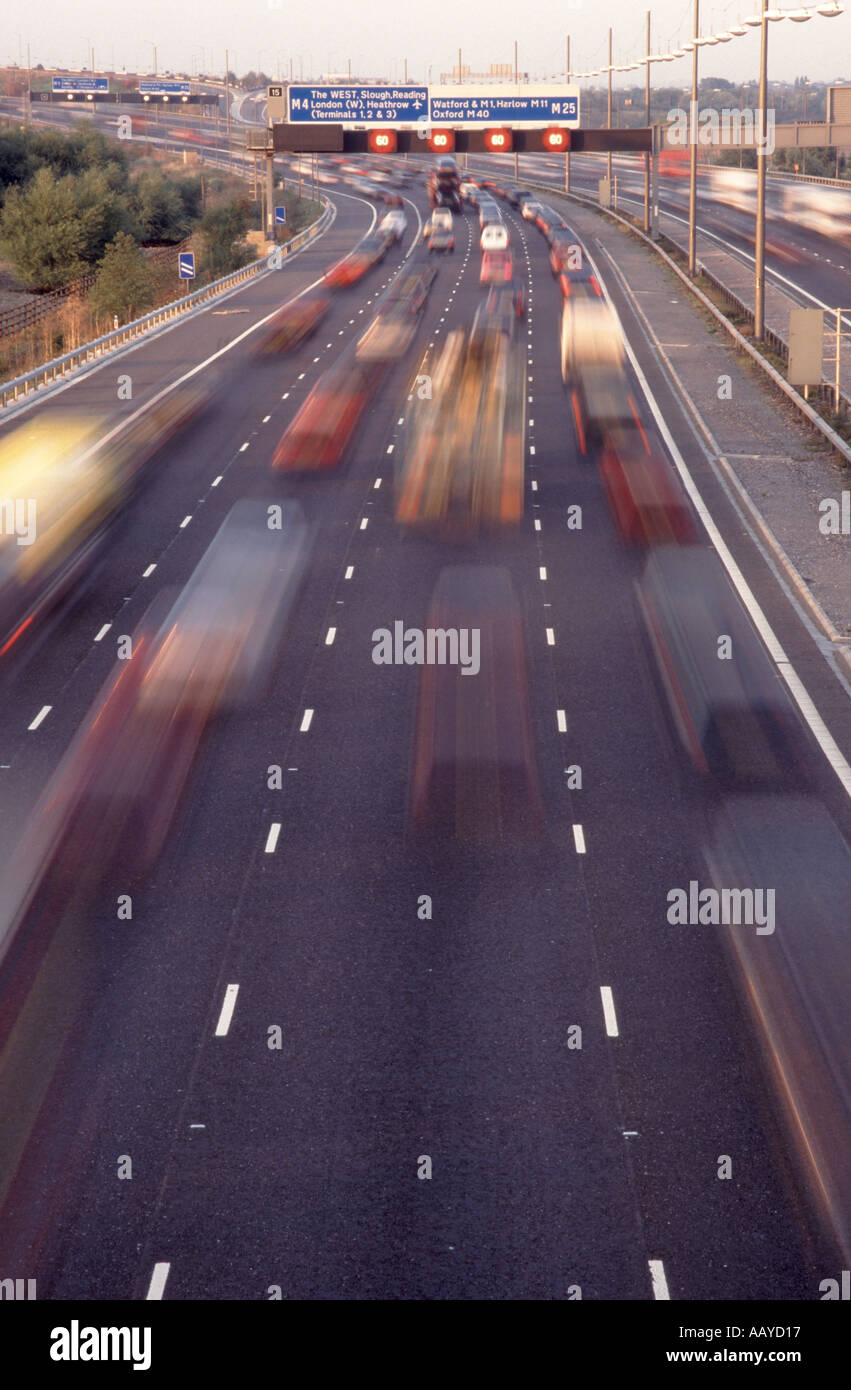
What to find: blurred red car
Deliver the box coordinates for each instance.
[480,248,514,285]
[271,362,372,469]
[254,292,331,355]
[600,425,699,547]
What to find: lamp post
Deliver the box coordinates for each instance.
[607,28,613,184]
[754,0,769,340]
[688,0,699,278]
[565,35,570,192]
[514,40,519,181]
[644,11,651,232]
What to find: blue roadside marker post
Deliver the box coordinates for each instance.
[179,252,196,280]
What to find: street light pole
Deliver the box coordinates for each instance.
[754,0,769,340]
[644,11,651,233]
[565,35,570,192]
[225,48,231,143]
[688,0,699,278]
[514,40,519,182]
[607,28,613,184]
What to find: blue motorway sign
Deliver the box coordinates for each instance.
[274,206,287,225]
[287,85,428,124]
[139,80,191,95]
[178,252,195,279]
[428,87,579,126]
[52,76,109,93]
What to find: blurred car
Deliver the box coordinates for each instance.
[480,223,510,252]
[503,188,530,208]
[410,567,544,841]
[480,248,514,286]
[8,501,311,886]
[271,361,373,470]
[378,209,407,242]
[323,232,388,287]
[428,227,455,254]
[460,181,479,205]
[355,267,436,361]
[470,284,525,349]
[599,424,699,547]
[536,207,568,241]
[253,292,331,355]
[423,207,453,240]
[478,201,502,229]
[702,793,851,1262]
[554,245,603,301]
[0,413,123,663]
[636,544,812,788]
[521,200,544,221]
[380,190,404,207]
[560,298,637,448]
[396,325,525,533]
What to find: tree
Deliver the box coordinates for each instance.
[0,165,88,287]
[0,129,32,195]
[89,231,154,323]
[73,165,137,262]
[199,197,252,278]
[132,172,191,242]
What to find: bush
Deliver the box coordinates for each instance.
[199,197,252,278]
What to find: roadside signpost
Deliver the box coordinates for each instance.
[178,252,196,279]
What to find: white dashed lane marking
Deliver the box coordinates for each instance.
[146,1263,170,1301]
[214,984,240,1037]
[600,987,619,1038]
[28,705,52,731]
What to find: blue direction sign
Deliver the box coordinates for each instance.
[287,85,428,124]
[428,86,579,127]
[178,252,195,279]
[52,76,109,93]
[274,206,287,225]
[139,80,191,95]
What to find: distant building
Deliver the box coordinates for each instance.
[439,62,529,84]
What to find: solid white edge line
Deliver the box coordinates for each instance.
[600,986,619,1038]
[146,1263,171,1301]
[214,984,239,1037]
[591,253,851,801]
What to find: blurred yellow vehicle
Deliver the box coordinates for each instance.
[395,325,525,535]
[0,390,210,664]
[0,413,123,661]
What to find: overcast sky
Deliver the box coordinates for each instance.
[4,0,850,85]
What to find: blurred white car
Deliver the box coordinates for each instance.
[480,223,510,252]
[521,201,544,221]
[378,210,407,242]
